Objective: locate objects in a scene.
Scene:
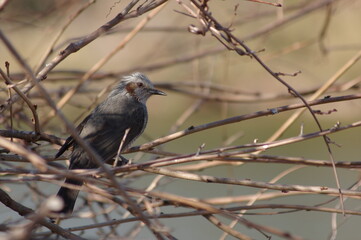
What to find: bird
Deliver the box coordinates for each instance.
[54,72,166,214]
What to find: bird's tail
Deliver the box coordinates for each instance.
[56,178,82,214]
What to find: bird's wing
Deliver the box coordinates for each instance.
[55,114,91,158]
[74,106,147,163]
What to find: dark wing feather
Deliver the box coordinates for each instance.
[55,114,91,159]
[69,101,147,169]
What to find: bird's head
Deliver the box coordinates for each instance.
[111,72,166,103]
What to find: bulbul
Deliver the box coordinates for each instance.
[55,72,166,214]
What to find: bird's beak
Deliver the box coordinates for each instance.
[149,88,166,96]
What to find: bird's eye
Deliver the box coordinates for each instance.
[137,82,144,87]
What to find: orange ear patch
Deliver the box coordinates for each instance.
[125,82,137,94]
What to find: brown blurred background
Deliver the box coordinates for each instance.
[1,0,361,239]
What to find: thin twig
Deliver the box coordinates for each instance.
[0,67,41,135]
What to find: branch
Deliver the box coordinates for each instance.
[0,129,63,145]
[143,167,361,197]
[128,94,361,152]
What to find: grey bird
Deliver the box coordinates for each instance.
[55,72,166,214]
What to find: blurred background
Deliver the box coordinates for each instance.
[1,0,361,239]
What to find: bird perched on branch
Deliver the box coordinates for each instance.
[55,72,166,214]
